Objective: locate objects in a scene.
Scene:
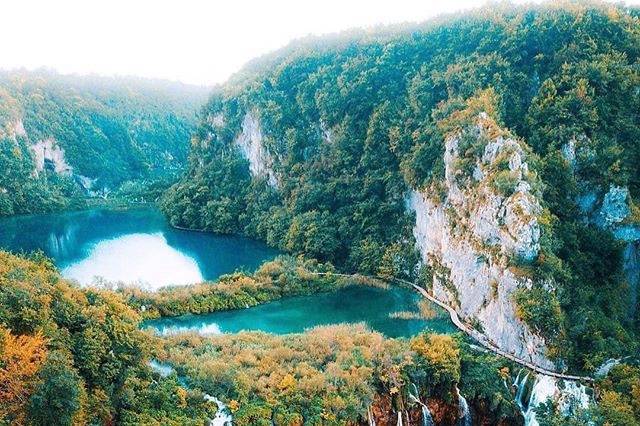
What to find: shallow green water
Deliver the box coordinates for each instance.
[0,207,279,289]
[144,285,456,338]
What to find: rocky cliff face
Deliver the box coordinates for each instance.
[30,137,73,176]
[587,184,640,317]
[408,114,552,367]
[7,117,102,196]
[561,136,640,317]
[234,111,279,188]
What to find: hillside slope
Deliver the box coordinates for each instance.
[0,69,208,215]
[0,251,219,425]
[163,1,639,371]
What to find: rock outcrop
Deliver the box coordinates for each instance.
[234,111,279,188]
[575,182,640,317]
[596,185,631,229]
[12,119,26,138]
[408,113,552,367]
[30,138,73,176]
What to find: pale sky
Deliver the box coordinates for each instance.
[2,0,638,86]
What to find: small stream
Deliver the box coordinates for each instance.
[148,360,232,426]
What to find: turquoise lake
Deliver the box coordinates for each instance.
[145,285,456,338]
[0,207,454,337]
[0,207,279,290]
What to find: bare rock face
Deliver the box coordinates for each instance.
[596,185,631,229]
[408,114,552,367]
[234,111,279,188]
[30,138,73,175]
[13,119,26,137]
[576,182,639,317]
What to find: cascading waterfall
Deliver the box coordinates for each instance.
[456,387,472,426]
[367,406,376,426]
[148,360,233,425]
[409,383,434,426]
[204,395,233,426]
[523,375,557,426]
[514,372,592,426]
[513,370,531,412]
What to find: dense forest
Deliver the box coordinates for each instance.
[0,250,219,425]
[0,250,527,425]
[162,1,640,372]
[0,70,208,216]
[1,1,640,425]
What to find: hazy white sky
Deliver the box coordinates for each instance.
[2,0,638,86]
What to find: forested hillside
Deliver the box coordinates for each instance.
[163,1,640,371]
[0,251,220,425]
[0,250,531,425]
[0,70,208,216]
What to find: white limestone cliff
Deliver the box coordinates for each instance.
[13,119,26,138]
[30,137,73,176]
[408,114,552,367]
[234,111,279,188]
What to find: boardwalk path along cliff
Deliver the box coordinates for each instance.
[312,272,594,383]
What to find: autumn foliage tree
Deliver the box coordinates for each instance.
[0,326,47,425]
[0,251,220,425]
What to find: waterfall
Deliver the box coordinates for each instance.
[519,374,591,426]
[456,387,472,426]
[595,358,623,378]
[513,370,531,412]
[204,395,233,426]
[523,375,557,426]
[396,412,403,426]
[408,383,434,426]
[148,360,233,425]
[419,405,434,426]
[148,360,174,378]
[367,407,376,426]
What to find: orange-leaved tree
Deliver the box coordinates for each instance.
[0,326,47,425]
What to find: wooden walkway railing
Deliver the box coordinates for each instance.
[312,272,594,383]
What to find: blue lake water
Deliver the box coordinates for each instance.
[144,285,456,338]
[0,207,279,290]
[0,206,454,337]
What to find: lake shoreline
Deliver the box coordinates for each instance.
[0,206,279,288]
[143,284,455,339]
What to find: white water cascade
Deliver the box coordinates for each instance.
[204,395,233,426]
[513,371,591,426]
[456,387,472,426]
[367,407,376,426]
[409,383,434,426]
[148,360,233,425]
[514,370,531,412]
[523,375,557,426]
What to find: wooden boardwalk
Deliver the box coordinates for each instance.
[313,272,594,383]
